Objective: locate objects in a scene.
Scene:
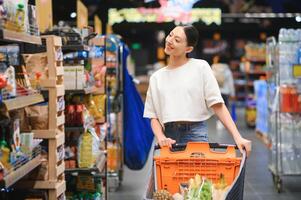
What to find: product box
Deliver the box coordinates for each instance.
[64,65,85,90]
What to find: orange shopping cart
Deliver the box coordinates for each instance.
[144,142,247,200]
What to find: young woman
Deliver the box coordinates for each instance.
[143,25,251,157]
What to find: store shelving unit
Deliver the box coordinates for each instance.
[244,57,267,127]
[0,29,55,199]
[62,35,108,199]
[0,29,45,195]
[19,35,66,199]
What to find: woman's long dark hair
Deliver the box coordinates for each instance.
[183,25,199,48]
[182,25,199,57]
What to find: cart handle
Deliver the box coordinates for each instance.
[154,142,238,150]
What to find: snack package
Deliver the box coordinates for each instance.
[77,128,100,168]
[25,103,48,130]
[92,94,106,121]
[22,53,48,89]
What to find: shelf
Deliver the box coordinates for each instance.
[66,86,105,95]
[65,167,99,173]
[65,126,85,132]
[0,29,42,44]
[62,44,90,51]
[17,180,65,190]
[0,155,41,188]
[246,57,266,63]
[3,93,44,111]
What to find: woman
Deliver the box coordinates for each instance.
[143,25,251,157]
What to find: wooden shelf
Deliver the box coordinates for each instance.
[62,44,90,51]
[0,29,41,44]
[246,57,266,63]
[17,180,65,190]
[3,93,44,111]
[66,86,105,95]
[0,155,41,188]
[65,167,99,173]
[33,129,57,139]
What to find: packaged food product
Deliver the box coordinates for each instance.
[25,103,48,130]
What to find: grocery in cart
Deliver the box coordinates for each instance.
[144,142,247,200]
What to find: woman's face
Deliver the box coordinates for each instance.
[164,26,192,56]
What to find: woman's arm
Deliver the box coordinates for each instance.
[211,103,252,157]
[151,118,175,147]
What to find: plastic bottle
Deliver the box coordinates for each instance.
[15,3,25,32]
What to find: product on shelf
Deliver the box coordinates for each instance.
[22,53,48,89]
[244,42,266,61]
[25,103,48,130]
[65,104,85,127]
[77,128,100,168]
[1,0,39,35]
[278,28,301,84]
[64,65,86,90]
[84,94,106,122]
[107,142,120,172]
[280,85,301,113]
[0,45,20,66]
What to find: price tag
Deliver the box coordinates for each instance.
[293,64,301,78]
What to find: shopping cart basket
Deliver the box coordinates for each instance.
[144,142,247,200]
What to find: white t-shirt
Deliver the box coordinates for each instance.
[143,58,224,126]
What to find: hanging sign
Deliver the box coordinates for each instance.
[94,15,102,34]
[36,0,53,33]
[77,0,88,28]
[108,8,221,25]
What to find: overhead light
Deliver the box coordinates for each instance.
[70,12,77,18]
[296,16,301,22]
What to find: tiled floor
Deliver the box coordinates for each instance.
[109,109,301,200]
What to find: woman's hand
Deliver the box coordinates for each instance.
[235,136,252,157]
[157,137,176,148]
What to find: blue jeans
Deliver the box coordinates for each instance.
[164,121,208,144]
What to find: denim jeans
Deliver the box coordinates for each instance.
[164,121,208,144]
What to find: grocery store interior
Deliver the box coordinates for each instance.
[0,0,301,200]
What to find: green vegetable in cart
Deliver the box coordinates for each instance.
[199,180,213,200]
[185,174,213,200]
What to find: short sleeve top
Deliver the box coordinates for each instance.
[143,58,224,126]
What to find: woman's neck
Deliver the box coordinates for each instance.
[168,55,189,68]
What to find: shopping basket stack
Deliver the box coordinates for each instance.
[144,142,247,200]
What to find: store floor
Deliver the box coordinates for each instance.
[108,109,301,200]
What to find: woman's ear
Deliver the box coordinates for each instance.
[186,46,193,54]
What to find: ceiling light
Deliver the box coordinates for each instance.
[296,16,301,22]
[70,12,77,18]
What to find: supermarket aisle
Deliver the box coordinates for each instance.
[109,109,301,200]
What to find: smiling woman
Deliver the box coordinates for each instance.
[143,25,252,157]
